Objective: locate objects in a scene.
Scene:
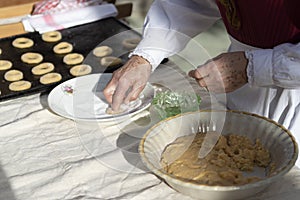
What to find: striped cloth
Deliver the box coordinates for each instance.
[32,0,104,15]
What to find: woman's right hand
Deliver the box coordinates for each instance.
[103,55,152,111]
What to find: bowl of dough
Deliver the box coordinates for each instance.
[139,110,298,200]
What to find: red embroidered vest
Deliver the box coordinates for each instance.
[216,0,300,48]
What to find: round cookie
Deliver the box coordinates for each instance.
[63,53,84,65]
[122,38,141,50]
[41,31,62,42]
[53,42,73,54]
[93,46,113,57]
[0,60,13,70]
[40,72,62,85]
[0,48,2,55]
[70,64,92,76]
[4,69,23,82]
[21,52,43,64]
[31,62,55,75]
[12,37,34,48]
[9,80,31,91]
[100,56,122,67]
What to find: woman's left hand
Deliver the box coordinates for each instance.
[188,51,248,93]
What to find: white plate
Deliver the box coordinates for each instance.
[48,73,155,121]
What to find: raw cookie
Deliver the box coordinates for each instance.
[100,56,122,67]
[93,46,113,57]
[31,62,55,75]
[21,52,43,64]
[0,60,13,70]
[40,72,62,85]
[122,38,141,50]
[70,64,92,76]
[42,31,62,42]
[53,42,73,54]
[63,53,84,65]
[4,69,23,81]
[9,80,31,91]
[12,37,34,48]
[105,104,129,115]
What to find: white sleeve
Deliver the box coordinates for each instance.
[246,42,300,89]
[130,0,221,70]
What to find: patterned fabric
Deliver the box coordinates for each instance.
[216,0,300,48]
[32,0,104,15]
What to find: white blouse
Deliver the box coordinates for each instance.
[131,0,300,167]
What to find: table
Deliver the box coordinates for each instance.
[0,58,300,200]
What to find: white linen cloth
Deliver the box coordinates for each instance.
[0,61,300,200]
[22,3,118,33]
[130,0,300,167]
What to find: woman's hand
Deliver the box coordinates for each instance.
[188,51,248,93]
[103,55,152,111]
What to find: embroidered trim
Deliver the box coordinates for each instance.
[245,50,254,86]
[218,0,241,30]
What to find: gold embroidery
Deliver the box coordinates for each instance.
[219,0,241,30]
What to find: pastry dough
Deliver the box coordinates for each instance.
[4,69,23,81]
[31,62,55,75]
[70,64,92,76]
[63,53,84,65]
[40,72,62,85]
[100,56,122,67]
[93,46,113,57]
[122,38,141,49]
[21,52,43,64]
[12,37,34,48]
[42,31,62,42]
[161,132,272,186]
[53,42,73,54]
[9,80,31,91]
[0,60,13,71]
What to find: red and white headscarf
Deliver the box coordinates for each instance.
[32,0,104,15]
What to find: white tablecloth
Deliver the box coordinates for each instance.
[0,61,300,200]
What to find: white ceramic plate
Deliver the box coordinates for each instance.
[48,73,155,121]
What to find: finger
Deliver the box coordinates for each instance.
[188,69,202,79]
[103,79,117,104]
[111,80,131,111]
[188,69,209,80]
[124,84,145,104]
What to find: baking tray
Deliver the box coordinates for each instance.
[0,17,142,102]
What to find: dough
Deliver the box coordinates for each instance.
[105,104,129,115]
[41,31,62,42]
[40,72,62,85]
[31,62,55,75]
[93,46,113,57]
[53,42,73,54]
[70,64,92,76]
[9,80,31,91]
[0,60,13,70]
[21,52,43,64]
[12,37,34,48]
[100,56,122,67]
[4,69,23,81]
[122,38,141,49]
[160,132,272,186]
[63,53,84,65]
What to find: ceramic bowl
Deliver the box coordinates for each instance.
[139,110,298,200]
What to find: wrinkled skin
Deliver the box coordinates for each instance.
[104,52,248,111]
[188,51,248,93]
[103,55,152,111]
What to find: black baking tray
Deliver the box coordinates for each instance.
[0,17,142,102]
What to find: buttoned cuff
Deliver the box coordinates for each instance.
[245,49,274,87]
[129,48,168,72]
